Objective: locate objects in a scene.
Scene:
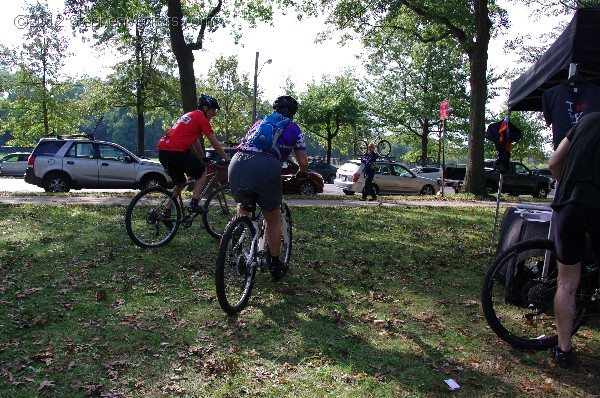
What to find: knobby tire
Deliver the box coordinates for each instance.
[481,239,591,350]
[215,216,257,315]
[202,185,233,239]
[125,187,180,248]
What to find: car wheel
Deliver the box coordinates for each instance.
[44,172,71,193]
[342,189,354,196]
[326,174,335,184]
[298,181,316,195]
[533,184,549,199]
[420,184,435,195]
[141,174,166,189]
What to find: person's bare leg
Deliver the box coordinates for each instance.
[192,171,208,200]
[554,261,581,351]
[263,207,281,257]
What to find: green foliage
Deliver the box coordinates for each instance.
[0,2,73,144]
[197,55,254,143]
[297,71,366,162]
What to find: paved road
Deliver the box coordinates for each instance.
[0,176,550,208]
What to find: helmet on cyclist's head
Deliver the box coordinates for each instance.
[198,94,220,110]
[273,95,298,118]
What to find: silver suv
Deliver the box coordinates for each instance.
[25,136,172,192]
[334,159,440,196]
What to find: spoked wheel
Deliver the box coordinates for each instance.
[353,140,367,157]
[481,239,591,350]
[125,187,180,248]
[377,139,392,156]
[215,216,257,315]
[269,203,292,280]
[202,185,233,239]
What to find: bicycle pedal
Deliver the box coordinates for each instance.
[182,215,193,228]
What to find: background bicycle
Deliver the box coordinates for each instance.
[214,192,292,315]
[481,238,600,350]
[352,130,392,157]
[125,160,232,248]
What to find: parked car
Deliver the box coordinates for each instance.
[334,159,440,196]
[411,166,442,180]
[308,161,338,184]
[483,160,551,198]
[205,147,324,195]
[0,152,30,177]
[25,136,172,192]
[533,168,556,189]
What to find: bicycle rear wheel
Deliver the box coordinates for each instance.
[481,239,591,350]
[377,139,392,156]
[202,185,233,239]
[269,203,292,279]
[215,216,257,315]
[125,187,180,248]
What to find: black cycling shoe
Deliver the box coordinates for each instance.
[550,346,573,369]
[268,256,287,280]
[187,199,207,214]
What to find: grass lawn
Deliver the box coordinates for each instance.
[1,202,599,397]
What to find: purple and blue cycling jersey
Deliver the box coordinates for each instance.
[238,118,306,161]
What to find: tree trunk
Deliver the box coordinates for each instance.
[463,0,491,195]
[421,121,429,164]
[136,88,145,156]
[167,0,198,114]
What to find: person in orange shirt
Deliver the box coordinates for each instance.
[157,94,230,213]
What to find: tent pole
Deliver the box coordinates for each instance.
[489,173,504,253]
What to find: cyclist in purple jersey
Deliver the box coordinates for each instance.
[229,96,308,275]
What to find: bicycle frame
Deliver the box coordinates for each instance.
[169,165,224,226]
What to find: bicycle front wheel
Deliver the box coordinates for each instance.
[481,239,590,350]
[125,187,180,248]
[377,139,392,156]
[215,216,257,315]
[269,203,292,279]
[353,140,367,157]
[202,185,233,239]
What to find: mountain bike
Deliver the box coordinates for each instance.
[215,190,292,315]
[125,160,232,248]
[352,130,392,157]
[481,238,600,350]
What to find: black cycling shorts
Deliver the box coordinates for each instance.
[158,150,206,185]
[552,202,600,265]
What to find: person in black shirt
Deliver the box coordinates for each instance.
[548,112,600,368]
[360,143,378,201]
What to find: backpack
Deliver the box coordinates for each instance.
[248,112,290,155]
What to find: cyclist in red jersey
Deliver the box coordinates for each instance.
[158,94,230,213]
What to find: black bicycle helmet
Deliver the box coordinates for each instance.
[198,94,220,110]
[273,95,299,118]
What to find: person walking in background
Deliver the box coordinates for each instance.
[360,143,378,201]
[548,111,600,368]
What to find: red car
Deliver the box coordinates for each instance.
[205,147,324,195]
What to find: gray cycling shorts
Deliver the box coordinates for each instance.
[228,151,282,212]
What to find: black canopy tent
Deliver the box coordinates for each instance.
[508,8,600,112]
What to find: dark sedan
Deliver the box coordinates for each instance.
[308,161,338,183]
